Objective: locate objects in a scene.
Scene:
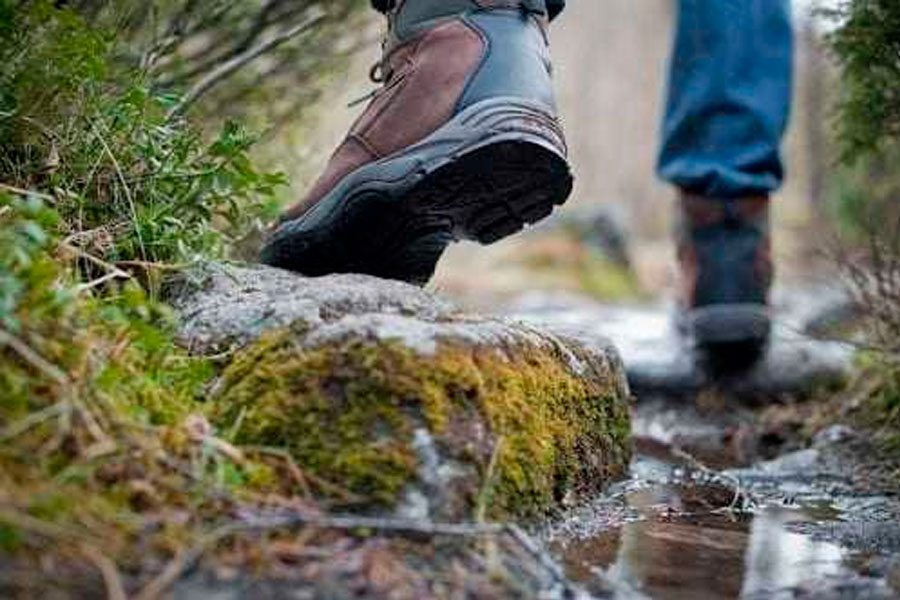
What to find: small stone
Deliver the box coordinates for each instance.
[814,424,857,447]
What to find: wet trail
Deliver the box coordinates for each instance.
[505,288,900,599]
[549,420,900,599]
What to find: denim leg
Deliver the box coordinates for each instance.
[658,0,793,199]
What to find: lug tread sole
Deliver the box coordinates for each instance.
[263,140,572,285]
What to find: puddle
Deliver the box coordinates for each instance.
[508,289,853,399]
[550,447,900,600]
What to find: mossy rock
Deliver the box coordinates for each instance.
[174,262,632,520]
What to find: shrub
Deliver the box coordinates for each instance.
[825,0,900,163]
[822,1,900,458]
[0,1,287,267]
[0,4,298,589]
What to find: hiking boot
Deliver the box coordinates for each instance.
[676,192,773,366]
[261,0,572,285]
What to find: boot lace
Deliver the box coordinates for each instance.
[348,2,401,107]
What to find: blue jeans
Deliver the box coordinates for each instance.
[549,0,793,198]
[658,0,794,198]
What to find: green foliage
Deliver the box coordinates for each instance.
[0,194,208,424]
[827,143,900,239]
[0,4,297,586]
[0,195,279,586]
[826,0,900,163]
[825,0,900,462]
[0,1,285,266]
[0,196,69,332]
[846,355,900,457]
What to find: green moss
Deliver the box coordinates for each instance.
[211,329,631,518]
[0,523,23,552]
[848,355,900,453]
[0,198,278,571]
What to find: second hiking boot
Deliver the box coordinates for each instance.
[261,0,572,285]
[676,192,774,367]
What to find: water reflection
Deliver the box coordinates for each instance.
[558,483,883,600]
[741,508,845,598]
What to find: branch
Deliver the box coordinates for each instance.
[60,243,135,293]
[0,402,69,443]
[166,11,326,120]
[244,513,506,537]
[0,327,70,384]
[81,545,128,600]
[132,514,505,600]
[0,182,56,202]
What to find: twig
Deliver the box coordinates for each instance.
[0,507,79,541]
[0,402,69,443]
[502,524,570,586]
[0,113,56,139]
[81,545,128,600]
[60,243,134,292]
[231,453,366,504]
[71,396,114,448]
[134,548,194,600]
[77,271,132,293]
[0,182,56,202]
[166,11,325,119]
[114,260,188,272]
[90,120,147,261]
[234,513,505,538]
[61,243,121,271]
[0,327,70,383]
[61,223,129,249]
[245,446,313,499]
[671,446,752,513]
[475,436,504,523]
[132,514,503,600]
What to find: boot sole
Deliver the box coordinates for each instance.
[260,98,573,285]
[687,304,772,370]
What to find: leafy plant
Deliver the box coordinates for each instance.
[1,2,287,267]
[824,0,900,163]
[0,2,389,595]
[820,1,900,458]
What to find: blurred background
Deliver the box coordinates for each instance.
[281,0,842,310]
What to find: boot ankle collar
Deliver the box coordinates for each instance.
[476,0,548,17]
[679,192,770,230]
[372,0,554,18]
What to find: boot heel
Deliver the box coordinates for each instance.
[373,227,454,287]
[409,137,572,246]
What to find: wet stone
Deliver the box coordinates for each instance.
[507,289,854,399]
[171,261,632,520]
[163,261,639,597]
[787,521,900,554]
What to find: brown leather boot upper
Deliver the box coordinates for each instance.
[676,191,773,310]
[279,0,561,223]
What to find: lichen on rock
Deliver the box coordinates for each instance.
[174,262,632,520]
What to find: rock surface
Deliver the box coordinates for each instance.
[507,289,854,398]
[171,262,632,521]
